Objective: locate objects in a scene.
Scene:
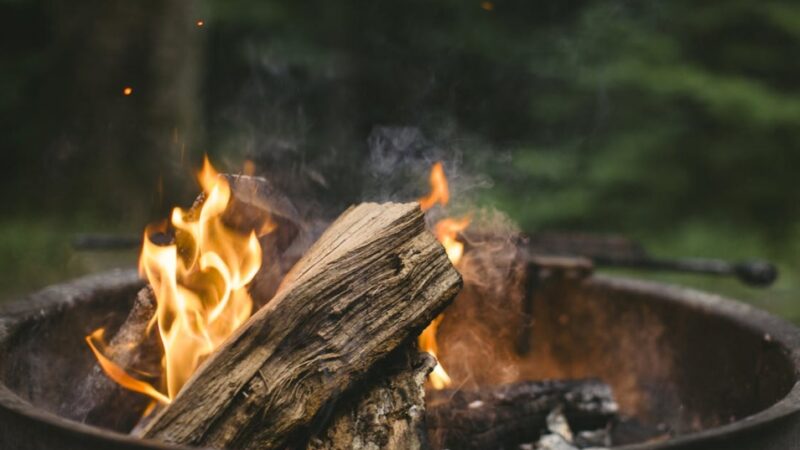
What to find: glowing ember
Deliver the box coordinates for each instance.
[87,156,264,404]
[196,20,205,27]
[418,162,470,389]
[122,86,133,96]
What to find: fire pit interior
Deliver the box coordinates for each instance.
[1,266,799,449]
[0,160,798,450]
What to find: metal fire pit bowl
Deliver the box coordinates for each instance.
[1,269,799,449]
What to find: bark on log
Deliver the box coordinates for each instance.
[426,379,618,450]
[307,343,436,450]
[142,202,462,450]
[67,287,162,431]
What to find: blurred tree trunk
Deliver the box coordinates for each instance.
[44,0,202,221]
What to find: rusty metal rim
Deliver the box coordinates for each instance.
[0,269,193,450]
[590,275,800,450]
[1,270,799,449]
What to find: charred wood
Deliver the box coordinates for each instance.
[307,343,436,450]
[426,379,618,450]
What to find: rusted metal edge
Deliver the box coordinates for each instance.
[0,269,198,450]
[584,275,800,450]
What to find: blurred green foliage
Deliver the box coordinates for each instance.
[1,0,799,315]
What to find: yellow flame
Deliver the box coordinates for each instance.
[198,154,220,194]
[417,316,451,389]
[85,329,170,404]
[87,156,264,404]
[435,218,470,264]
[418,162,469,389]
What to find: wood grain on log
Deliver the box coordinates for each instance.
[307,343,436,450]
[426,379,618,450]
[143,202,462,450]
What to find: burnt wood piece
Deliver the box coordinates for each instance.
[307,343,436,450]
[142,202,462,450]
[65,287,162,431]
[426,379,618,450]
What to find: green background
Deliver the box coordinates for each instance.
[1,0,799,321]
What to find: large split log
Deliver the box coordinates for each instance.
[307,343,436,450]
[142,202,462,449]
[426,379,618,450]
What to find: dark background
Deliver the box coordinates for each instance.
[2,0,799,319]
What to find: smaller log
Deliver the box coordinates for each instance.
[307,343,436,450]
[67,287,162,431]
[426,379,618,450]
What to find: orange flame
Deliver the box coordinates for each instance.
[88,156,264,404]
[418,162,469,389]
[419,162,449,211]
[435,218,470,264]
[85,329,170,404]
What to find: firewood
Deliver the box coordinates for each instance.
[307,342,436,450]
[67,287,162,431]
[142,202,462,449]
[426,379,618,450]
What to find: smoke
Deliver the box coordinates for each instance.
[362,126,495,211]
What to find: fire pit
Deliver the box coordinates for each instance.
[0,159,797,450]
[1,268,799,449]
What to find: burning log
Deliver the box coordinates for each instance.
[192,173,310,307]
[68,287,162,430]
[308,343,436,450]
[141,202,462,449]
[78,172,309,431]
[426,379,618,450]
